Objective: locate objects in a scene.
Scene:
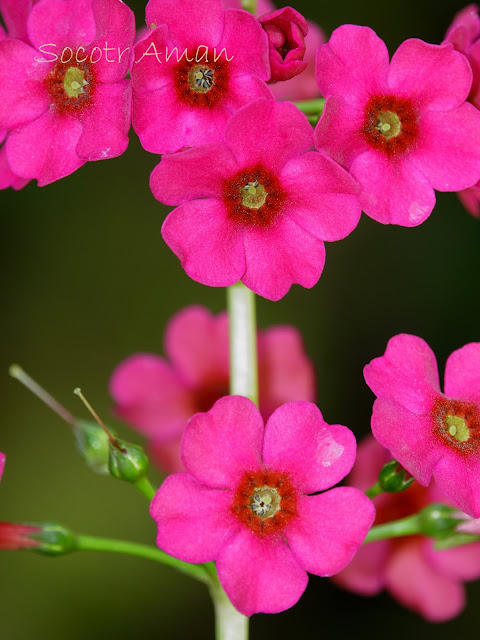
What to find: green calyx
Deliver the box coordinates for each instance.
[73,419,112,475]
[30,523,77,556]
[108,440,149,484]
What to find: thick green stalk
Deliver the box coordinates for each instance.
[364,514,421,543]
[210,580,249,640]
[240,0,257,14]
[227,282,258,406]
[76,535,212,584]
[294,98,325,115]
[134,476,157,501]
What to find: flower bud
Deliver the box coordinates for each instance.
[30,523,77,556]
[108,440,149,483]
[0,522,42,550]
[73,419,112,475]
[259,7,308,83]
[418,503,459,538]
[378,460,414,493]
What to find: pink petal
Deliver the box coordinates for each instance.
[347,435,391,491]
[370,397,444,486]
[0,0,31,41]
[150,144,238,206]
[433,454,480,518]
[146,0,224,48]
[225,99,313,173]
[0,39,50,130]
[385,540,465,622]
[165,306,229,388]
[7,110,85,185]
[219,9,270,79]
[458,182,480,217]
[0,452,5,483]
[257,326,315,420]
[262,402,356,494]
[408,103,480,191]
[161,199,246,288]
[315,25,390,107]
[109,353,194,442]
[88,0,135,83]
[224,73,274,111]
[216,528,308,616]
[76,80,131,161]
[334,540,389,595]
[444,342,480,405]
[241,215,326,301]
[181,396,264,489]
[132,26,175,93]
[0,145,29,190]
[364,334,441,414]
[280,151,361,241]
[351,151,436,226]
[28,0,96,51]
[151,473,239,563]
[285,489,375,576]
[314,95,369,169]
[424,538,480,582]
[388,40,472,111]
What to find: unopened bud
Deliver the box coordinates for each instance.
[378,460,414,493]
[418,503,459,538]
[108,440,149,483]
[73,419,112,475]
[29,523,77,556]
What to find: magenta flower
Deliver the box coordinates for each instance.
[365,334,480,517]
[259,7,307,83]
[458,181,480,217]
[315,25,480,226]
[444,4,480,108]
[150,396,375,615]
[334,437,480,621]
[151,98,361,300]
[131,0,272,154]
[0,452,40,550]
[0,0,135,186]
[110,305,315,473]
[271,20,324,102]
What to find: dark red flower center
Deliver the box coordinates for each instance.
[362,94,418,157]
[231,469,297,537]
[173,50,230,108]
[193,378,230,413]
[432,396,480,455]
[45,57,96,114]
[223,164,286,227]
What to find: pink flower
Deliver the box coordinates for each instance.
[0,452,40,550]
[259,7,308,83]
[131,0,272,154]
[0,0,135,186]
[458,181,480,217]
[151,98,361,300]
[444,4,480,108]
[334,437,480,621]
[110,305,315,473]
[150,396,375,615]
[364,334,480,517]
[271,20,324,102]
[315,25,480,226]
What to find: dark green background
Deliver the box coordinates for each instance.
[1,0,479,637]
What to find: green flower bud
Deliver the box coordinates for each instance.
[378,460,414,493]
[108,440,149,483]
[30,523,77,556]
[418,503,459,538]
[73,419,112,475]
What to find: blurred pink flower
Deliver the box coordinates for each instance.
[365,334,480,517]
[315,25,480,226]
[444,4,480,107]
[152,98,361,300]
[110,305,315,473]
[131,0,271,154]
[335,437,480,621]
[0,0,135,186]
[150,396,375,615]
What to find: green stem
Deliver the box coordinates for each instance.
[364,514,421,543]
[76,535,213,584]
[227,282,258,406]
[210,580,249,640]
[294,98,325,115]
[134,476,157,501]
[365,481,383,500]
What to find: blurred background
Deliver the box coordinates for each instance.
[1,0,480,637]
